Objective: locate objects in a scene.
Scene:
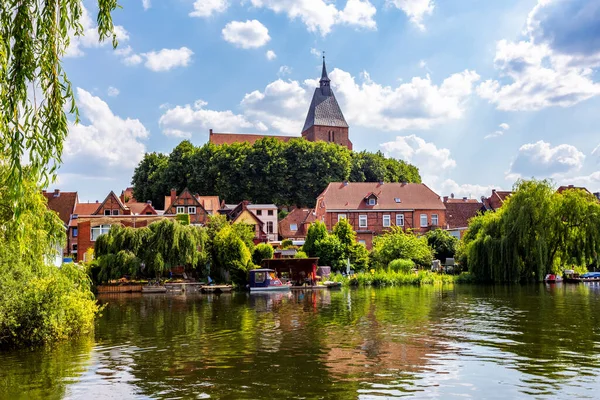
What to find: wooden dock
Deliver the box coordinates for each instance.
[97,284,143,294]
[201,285,233,293]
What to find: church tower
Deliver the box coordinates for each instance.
[301,56,352,150]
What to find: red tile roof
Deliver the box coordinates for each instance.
[209,131,298,146]
[121,187,137,203]
[197,196,220,214]
[556,185,591,194]
[445,201,483,229]
[317,182,445,211]
[128,202,157,215]
[75,202,101,216]
[43,190,77,225]
[279,208,316,239]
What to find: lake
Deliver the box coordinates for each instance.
[2,284,600,399]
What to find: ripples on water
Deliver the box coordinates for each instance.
[1,284,600,399]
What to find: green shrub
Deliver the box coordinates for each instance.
[175,213,190,225]
[252,243,274,265]
[294,250,308,258]
[388,259,415,273]
[281,239,293,249]
[371,227,433,268]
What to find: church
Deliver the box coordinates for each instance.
[209,57,353,150]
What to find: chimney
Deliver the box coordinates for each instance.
[379,181,384,186]
[492,189,496,193]
[451,193,455,199]
[343,181,348,186]
[147,200,152,205]
[96,200,99,203]
[443,196,448,203]
[209,129,213,135]
[42,189,47,193]
[171,188,177,206]
[568,185,574,188]
[119,193,125,203]
[463,197,468,201]
[53,189,60,197]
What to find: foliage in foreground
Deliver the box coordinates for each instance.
[425,229,458,263]
[371,227,434,269]
[132,139,422,209]
[0,168,98,348]
[329,270,471,287]
[462,179,600,283]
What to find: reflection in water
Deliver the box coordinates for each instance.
[1,285,600,399]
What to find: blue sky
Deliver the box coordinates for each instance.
[56,0,600,203]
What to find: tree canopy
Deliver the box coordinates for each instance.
[132,139,421,209]
[462,180,600,283]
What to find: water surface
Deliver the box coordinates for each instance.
[2,284,600,399]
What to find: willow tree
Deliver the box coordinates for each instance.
[463,179,600,282]
[1,1,118,215]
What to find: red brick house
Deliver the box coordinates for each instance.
[443,196,483,239]
[482,189,513,211]
[279,208,316,240]
[163,188,212,225]
[43,189,78,256]
[314,182,446,249]
[219,201,270,243]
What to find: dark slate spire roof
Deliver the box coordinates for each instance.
[301,56,348,133]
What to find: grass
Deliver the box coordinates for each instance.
[329,270,474,287]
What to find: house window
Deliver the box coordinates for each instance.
[396,214,404,226]
[268,210,274,216]
[359,215,367,228]
[112,209,119,215]
[91,224,111,241]
[358,240,366,246]
[256,210,262,216]
[104,209,111,216]
[338,214,347,222]
[254,271,266,284]
[420,214,427,227]
[176,206,185,214]
[72,244,78,253]
[368,198,376,206]
[145,212,152,215]
[290,223,298,231]
[72,228,78,237]
[394,198,401,203]
[188,206,196,214]
[383,215,391,227]
[267,221,274,234]
[432,214,439,226]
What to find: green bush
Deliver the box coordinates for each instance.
[294,250,308,258]
[281,239,293,249]
[252,243,274,265]
[371,227,433,268]
[388,259,415,273]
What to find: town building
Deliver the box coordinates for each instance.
[208,56,352,149]
[481,189,513,211]
[279,208,316,241]
[314,182,446,249]
[43,189,78,259]
[163,188,211,225]
[443,195,483,239]
[220,201,278,242]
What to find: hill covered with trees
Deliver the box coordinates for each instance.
[132,138,421,209]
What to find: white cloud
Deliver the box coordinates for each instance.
[107,86,120,97]
[222,20,271,49]
[507,140,585,179]
[142,0,151,10]
[249,0,376,36]
[65,5,129,57]
[310,48,322,58]
[386,0,434,31]
[266,50,277,60]
[159,99,264,138]
[142,47,194,71]
[64,88,148,173]
[484,122,510,139]
[241,79,309,134]
[190,0,229,17]
[380,135,494,198]
[329,68,480,131]
[124,54,143,66]
[278,65,292,76]
[478,1,600,111]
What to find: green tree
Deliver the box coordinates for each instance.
[303,221,328,257]
[212,224,251,284]
[313,235,345,271]
[371,227,434,269]
[425,229,458,263]
[1,1,117,212]
[252,243,274,265]
[463,180,600,282]
[349,242,369,271]
[131,152,169,209]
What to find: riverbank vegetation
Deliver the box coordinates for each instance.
[131,139,421,209]
[460,180,600,283]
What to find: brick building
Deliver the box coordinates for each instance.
[220,201,278,243]
[481,189,513,211]
[163,188,211,225]
[443,196,483,239]
[279,208,317,241]
[208,56,352,149]
[43,189,78,257]
[314,182,446,249]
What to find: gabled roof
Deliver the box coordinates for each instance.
[93,191,128,214]
[445,201,484,229]
[209,131,298,146]
[196,196,221,214]
[43,190,78,225]
[301,89,348,133]
[128,202,157,215]
[556,185,592,194]
[164,188,206,214]
[279,208,316,239]
[317,182,445,211]
[74,202,100,216]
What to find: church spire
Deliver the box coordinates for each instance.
[320,52,331,96]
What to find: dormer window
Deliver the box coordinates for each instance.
[394,198,401,203]
[368,198,376,206]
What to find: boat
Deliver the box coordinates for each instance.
[323,281,342,288]
[563,269,581,283]
[249,269,291,292]
[142,285,167,293]
[581,272,600,282]
[544,273,563,283]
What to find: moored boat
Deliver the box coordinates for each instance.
[249,269,291,292]
[544,273,563,283]
[563,269,581,283]
[581,272,600,282]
